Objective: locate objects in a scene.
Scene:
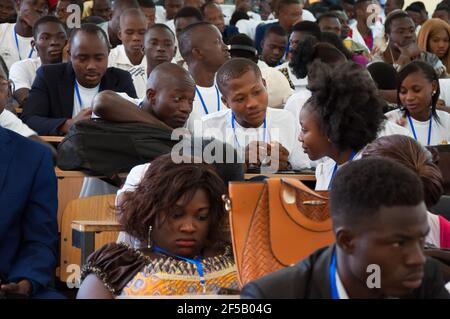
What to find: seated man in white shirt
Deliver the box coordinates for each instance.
[177,22,230,122]
[173,6,203,65]
[161,0,184,33]
[202,58,310,171]
[137,0,156,28]
[108,8,147,98]
[228,33,293,108]
[0,0,48,71]
[98,0,139,48]
[9,15,67,106]
[0,0,16,24]
[144,23,176,80]
[260,24,288,67]
[92,0,113,22]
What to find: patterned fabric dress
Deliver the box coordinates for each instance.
[81,243,239,297]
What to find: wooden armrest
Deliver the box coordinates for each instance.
[55,167,87,178]
[71,220,123,233]
[40,136,64,143]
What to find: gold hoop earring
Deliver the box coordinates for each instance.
[147,225,152,249]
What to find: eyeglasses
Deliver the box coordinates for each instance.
[0,79,14,93]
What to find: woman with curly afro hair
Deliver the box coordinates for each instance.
[298,61,386,190]
[77,154,238,298]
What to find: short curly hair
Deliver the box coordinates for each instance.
[331,158,424,228]
[118,154,229,250]
[305,61,385,152]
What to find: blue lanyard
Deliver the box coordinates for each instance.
[407,113,432,146]
[13,27,34,60]
[74,81,83,108]
[196,85,220,115]
[231,112,267,149]
[329,250,339,299]
[328,150,357,190]
[152,246,206,292]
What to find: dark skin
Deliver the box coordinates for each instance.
[77,188,216,299]
[398,71,438,122]
[342,1,355,21]
[118,12,147,66]
[335,203,429,298]
[144,27,176,77]
[287,30,313,61]
[261,32,288,67]
[235,0,251,12]
[93,63,196,130]
[383,17,421,69]
[186,25,230,87]
[384,0,403,17]
[58,31,109,134]
[277,3,302,34]
[221,70,290,170]
[55,0,72,26]
[299,103,355,166]
[406,9,428,27]
[332,10,351,39]
[92,0,112,21]
[0,0,15,22]
[107,1,139,48]
[432,10,450,24]
[203,3,225,34]
[319,17,342,37]
[165,0,183,20]
[175,16,201,38]
[355,1,380,43]
[14,0,48,37]
[184,0,204,9]
[14,21,67,106]
[140,6,155,28]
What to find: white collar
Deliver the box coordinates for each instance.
[335,270,350,299]
[114,45,145,67]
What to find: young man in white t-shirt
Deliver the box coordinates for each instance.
[0,0,47,71]
[98,0,139,48]
[108,8,147,98]
[202,58,310,171]
[143,23,177,86]
[9,15,67,106]
[178,22,230,124]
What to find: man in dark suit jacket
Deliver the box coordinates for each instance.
[22,23,137,136]
[0,126,58,298]
[241,159,450,299]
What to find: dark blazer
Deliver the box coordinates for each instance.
[22,62,137,135]
[241,245,450,299]
[0,127,58,295]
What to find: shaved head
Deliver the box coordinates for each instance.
[147,62,195,90]
[119,8,147,27]
[178,22,216,60]
[146,62,196,128]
